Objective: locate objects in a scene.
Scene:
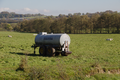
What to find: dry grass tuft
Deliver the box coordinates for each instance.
[16,56,28,72]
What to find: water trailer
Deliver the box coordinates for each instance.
[32,32,72,56]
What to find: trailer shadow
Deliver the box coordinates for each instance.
[9,52,41,56]
[9,52,59,57]
[9,52,66,57]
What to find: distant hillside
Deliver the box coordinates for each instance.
[0,11,46,23]
[0,10,119,24]
[0,11,44,18]
[0,10,119,18]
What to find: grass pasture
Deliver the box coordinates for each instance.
[0,31,120,80]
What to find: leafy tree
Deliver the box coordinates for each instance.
[7,24,13,31]
[110,13,120,33]
[91,14,100,33]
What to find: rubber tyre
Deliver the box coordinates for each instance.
[47,47,55,57]
[39,46,46,56]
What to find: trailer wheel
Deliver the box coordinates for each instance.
[39,46,46,56]
[47,47,55,57]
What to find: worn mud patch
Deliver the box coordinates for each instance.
[86,63,120,77]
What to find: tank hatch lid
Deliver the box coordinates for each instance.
[39,32,47,35]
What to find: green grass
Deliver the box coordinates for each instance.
[0,31,120,79]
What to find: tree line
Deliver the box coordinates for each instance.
[15,12,120,34]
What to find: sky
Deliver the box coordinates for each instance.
[0,0,120,16]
